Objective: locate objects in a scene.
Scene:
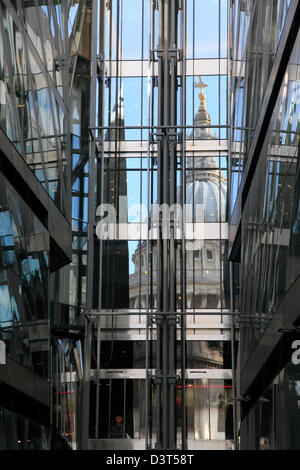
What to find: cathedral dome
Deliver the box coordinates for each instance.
[184,77,227,222]
[184,174,227,222]
[193,108,211,126]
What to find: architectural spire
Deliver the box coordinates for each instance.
[191,75,212,140]
[195,76,208,112]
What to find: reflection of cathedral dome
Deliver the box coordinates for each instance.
[190,76,216,140]
[194,107,210,125]
[177,159,227,222]
[194,107,211,123]
[185,77,227,222]
[184,175,227,222]
[129,77,226,311]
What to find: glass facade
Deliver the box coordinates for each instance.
[0,0,87,451]
[0,407,51,450]
[69,0,235,452]
[230,0,300,451]
[0,173,49,378]
[0,1,71,215]
[240,350,300,450]
[230,0,292,216]
[0,0,245,452]
[239,26,300,368]
[2,0,300,452]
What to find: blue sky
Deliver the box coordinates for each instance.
[101,1,229,273]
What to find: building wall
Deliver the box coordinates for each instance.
[73,0,235,451]
[0,0,236,451]
[230,0,300,449]
[0,0,88,450]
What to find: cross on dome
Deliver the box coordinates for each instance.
[195,76,208,111]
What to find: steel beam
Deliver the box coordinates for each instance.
[153,0,179,450]
[81,0,99,450]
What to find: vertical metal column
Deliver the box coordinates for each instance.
[227,0,238,447]
[145,0,153,450]
[155,9,163,445]
[230,262,238,450]
[81,0,99,450]
[81,315,93,449]
[168,0,178,450]
[180,0,187,450]
[95,0,106,441]
[86,0,98,329]
[154,0,180,450]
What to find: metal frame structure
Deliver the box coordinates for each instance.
[79,0,236,451]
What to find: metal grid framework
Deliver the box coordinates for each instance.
[74,0,238,451]
[0,0,89,218]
